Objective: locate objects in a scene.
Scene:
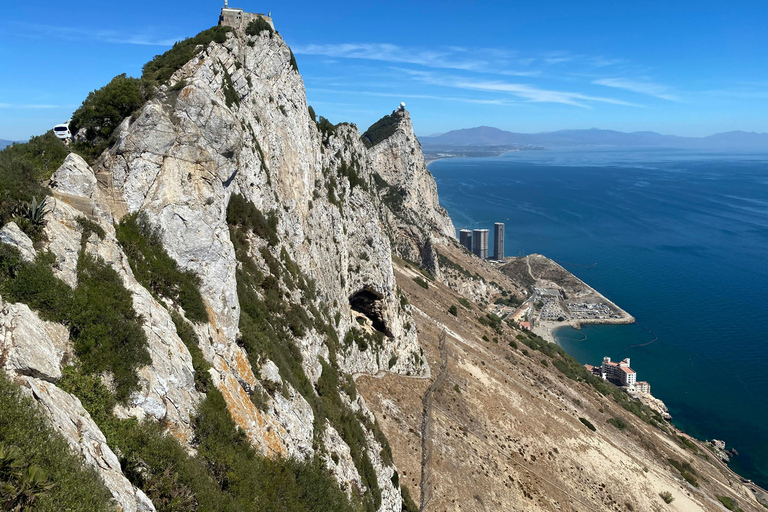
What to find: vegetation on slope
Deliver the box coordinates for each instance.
[0,372,114,512]
[116,212,208,323]
[142,26,232,86]
[361,112,402,148]
[0,231,150,402]
[59,367,358,512]
[227,193,396,512]
[0,132,68,240]
[69,74,144,160]
[69,26,232,162]
[510,328,666,427]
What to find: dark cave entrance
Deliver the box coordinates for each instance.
[349,287,391,337]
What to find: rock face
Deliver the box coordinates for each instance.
[0,18,454,512]
[0,295,67,382]
[0,222,36,262]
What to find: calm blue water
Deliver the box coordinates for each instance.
[429,148,768,487]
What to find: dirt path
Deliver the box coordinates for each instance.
[525,255,537,282]
[420,330,447,512]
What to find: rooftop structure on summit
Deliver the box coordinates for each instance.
[219,1,274,30]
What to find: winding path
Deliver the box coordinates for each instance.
[419,330,447,512]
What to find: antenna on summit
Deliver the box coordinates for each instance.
[224,0,228,7]
[398,102,406,112]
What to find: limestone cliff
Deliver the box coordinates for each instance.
[0,17,452,512]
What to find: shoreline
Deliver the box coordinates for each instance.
[535,316,636,345]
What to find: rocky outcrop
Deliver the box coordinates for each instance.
[0,295,67,382]
[22,377,155,512]
[0,17,458,512]
[51,153,98,199]
[0,222,36,262]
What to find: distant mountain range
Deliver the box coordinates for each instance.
[0,139,16,150]
[420,126,768,150]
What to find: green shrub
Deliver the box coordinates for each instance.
[72,251,151,401]
[170,311,212,392]
[579,417,596,431]
[221,67,239,108]
[0,242,150,402]
[116,212,208,323]
[540,359,549,367]
[142,26,232,86]
[413,277,429,290]
[69,73,145,160]
[607,417,627,430]
[337,158,367,191]
[76,216,105,243]
[717,495,743,511]
[361,112,400,148]
[227,193,279,246]
[401,485,419,512]
[245,17,274,37]
[0,132,67,238]
[448,305,458,316]
[0,373,113,512]
[459,297,471,309]
[0,248,73,324]
[659,491,674,504]
[667,458,698,487]
[372,173,405,213]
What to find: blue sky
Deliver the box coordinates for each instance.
[1,0,767,141]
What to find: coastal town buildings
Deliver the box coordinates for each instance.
[473,229,489,259]
[494,222,505,260]
[459,229,473,252]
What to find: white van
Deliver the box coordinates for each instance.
[53,120,71,140]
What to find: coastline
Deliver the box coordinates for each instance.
[536,316,636,345]
[434,152,768,495]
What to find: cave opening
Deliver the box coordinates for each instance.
[349,287,391,336]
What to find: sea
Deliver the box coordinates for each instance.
[428,148,768,488]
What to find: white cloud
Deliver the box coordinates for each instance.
[592,77,678,101]
[400,70,642,108]
[292,43,485,71]
[12,22,180,46]
[309,88,519,106]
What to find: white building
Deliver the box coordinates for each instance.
[601,356,637,388]
[636,381,651,394]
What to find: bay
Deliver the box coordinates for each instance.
[428,148,768,487]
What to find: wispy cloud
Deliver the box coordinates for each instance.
[401,70,642,108]
[592,77,678,101]
[11,22,180,46]
[309,88,519,106]
[292,43,486,71]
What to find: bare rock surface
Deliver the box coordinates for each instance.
[0,296,67,382]
[21,377,155,512]
[51,153,98,198]
[0,222,36,262]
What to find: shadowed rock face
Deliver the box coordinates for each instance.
[350,287,391,336]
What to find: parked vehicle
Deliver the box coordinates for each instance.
[53,120,71,140]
